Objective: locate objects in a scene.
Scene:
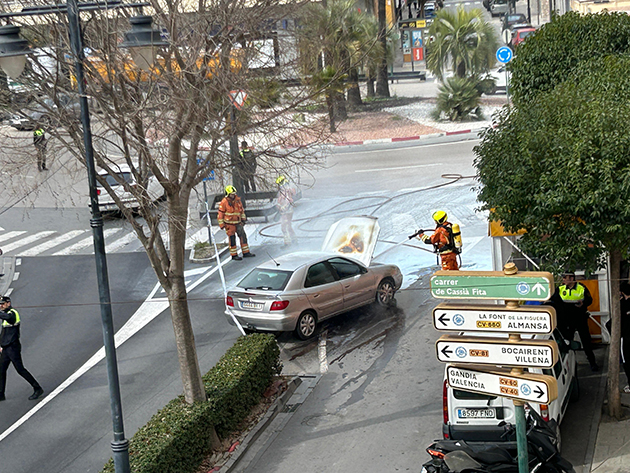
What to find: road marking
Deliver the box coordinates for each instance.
[355,163,441,173]
[52,228,119,255]
[4,288,12,296]
[0,231,27,244]
[16,258,21,266]
[2,231,56,253]
[12,272,19,281]
[18,230,88,257]
[339,138,481,155]
[0,244,233,444]
[105,231,137,253]
[318,330,329,374]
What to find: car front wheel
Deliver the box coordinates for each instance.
[375,278,396,307]
[295,311,317,340]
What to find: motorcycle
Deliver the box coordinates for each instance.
[421,407,575,473]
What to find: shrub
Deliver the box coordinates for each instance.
[433,76,482,121]
[101,334,281,473]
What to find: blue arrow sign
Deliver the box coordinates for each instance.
[496,46,513,64]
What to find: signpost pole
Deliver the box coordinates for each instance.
[514,400,529,473]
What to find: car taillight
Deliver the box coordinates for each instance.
[96,189,101,196]
[270,300,289,311]
[443,379,449,427]
[226,296,234,307]
[540,404,549,422]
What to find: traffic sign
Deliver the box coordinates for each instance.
[436,335,558,368]
[430,270,554,301]
[447,365,558,404]
[432,303,556,334]
[228,90,248,109]
[496,46,513,64]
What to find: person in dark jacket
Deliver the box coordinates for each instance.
[33,127,47,171]
[0,296,43,401]
[617,283,630,393]
[240,141,257,193]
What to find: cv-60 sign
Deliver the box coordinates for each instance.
[430,270,554,301]
[436,335,558,368]
[447,365,558,404]
[433,303,556,334]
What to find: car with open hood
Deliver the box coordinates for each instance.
[225,216,403,339]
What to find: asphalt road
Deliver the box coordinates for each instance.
[5,134,591,473]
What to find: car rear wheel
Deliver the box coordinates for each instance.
[375,278,396,307]
[295,311,317,340]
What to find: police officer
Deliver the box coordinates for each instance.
[33,127,47,171]
[559,272,599,372]
[0,296,44,401]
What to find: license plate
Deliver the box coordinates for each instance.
[457,408,495,419]
[240,301,263,310]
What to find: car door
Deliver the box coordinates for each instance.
[302,262,344,320]
[327,257,375,310]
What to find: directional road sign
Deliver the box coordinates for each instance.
[430,270,554,301]
[447,364,558,404]
[496,46,513,64]
[436,335,558,368]
[432,303,556,334]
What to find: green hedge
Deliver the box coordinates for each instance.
[101,333,281,473]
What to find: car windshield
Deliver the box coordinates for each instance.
[238,268,293,291]
[508,15,523,21]
[97,172,133,188]
[519,30,535,39]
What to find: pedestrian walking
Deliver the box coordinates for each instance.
[240,141,257,193]
[417,210,462,270]
[218,186,256,261]
[0,296,43,401]
[558,272,599,371]
[276,176,297,246]
[33,127,47,171]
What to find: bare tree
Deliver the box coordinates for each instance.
[0,0,330,403]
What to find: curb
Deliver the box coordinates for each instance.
[331,128,484,147]
[221,374,321,472]
[585,345,609,473]
[0,256,16,297]
[189,243,229,264]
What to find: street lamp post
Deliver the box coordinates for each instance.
[0,4,166,472]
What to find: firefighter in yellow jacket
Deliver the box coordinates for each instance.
[218,186,256,261]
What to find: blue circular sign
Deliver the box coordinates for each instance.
[456,346,467,358]
[516,282,530,295]
[453,314,465,326]
[496,46,513,64]
[520,383,532,396]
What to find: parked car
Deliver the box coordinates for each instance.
[490,0,509,17]
[486,65,508,94]
[442,329,579,450]
[95,163,164,212]
[501,13,528,31]
[225,216,403,339]
[9,95,81,131]
[424,2,437,19]
[510,26,537,49]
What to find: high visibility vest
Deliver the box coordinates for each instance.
[33,129,44,137]
[559,284,585,303]
[1,308,20,327]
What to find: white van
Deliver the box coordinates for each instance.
[490,0,509,17]
[442,329,579,449]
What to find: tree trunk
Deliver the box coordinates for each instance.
[334,91,348,121]
[167,199,206,404]
[347,67,362,106]
[376,0,391,98]
[367,78,375,97]
[608,248,623,418]
[326,92,336,133]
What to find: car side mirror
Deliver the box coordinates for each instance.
[570,340,582,351]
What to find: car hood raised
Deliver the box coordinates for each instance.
[321,216,380,267]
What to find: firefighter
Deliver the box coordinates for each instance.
[276,175,297,246]
[417,210,461,270]
[218,186,255,261]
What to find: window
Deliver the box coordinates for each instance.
[304,262,337,288]
[453,389,497,401]
[328,257,363,280]
[97,172,133,188]
[238,269,293,291]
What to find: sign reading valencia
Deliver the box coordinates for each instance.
[430,270,554,301]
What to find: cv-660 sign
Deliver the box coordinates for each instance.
[436,335,558,368]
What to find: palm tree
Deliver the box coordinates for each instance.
[427,5,498,82]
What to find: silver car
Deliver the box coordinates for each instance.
[226,216,403,339]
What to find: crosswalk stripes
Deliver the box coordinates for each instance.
[2,231,56,253]
[19,230,89,257]
[52,228,120,256]
[0,231,27,244]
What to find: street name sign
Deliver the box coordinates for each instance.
[430,270,554,301]
[436,335,558,368]
[446,364,558,404]
[432,303,556,334]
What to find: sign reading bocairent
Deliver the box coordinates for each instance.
[436,335,558,368]
[432,303,556,334]
[446,365,558,404]
[430,270,554,301]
